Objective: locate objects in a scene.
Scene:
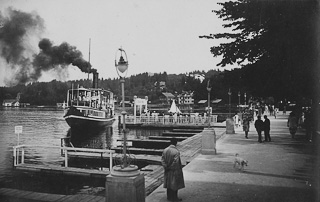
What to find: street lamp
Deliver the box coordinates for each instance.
[112,47,139,177]
[207,80,212,127]
[228,88,232,117]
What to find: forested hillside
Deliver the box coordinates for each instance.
[0,68,312,107]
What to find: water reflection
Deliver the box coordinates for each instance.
[66,121,165,151]
[68,126,114,149]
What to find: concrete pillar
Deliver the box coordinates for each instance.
[201,127,216,155]
[106,173,145,202]
[226,117,235,134]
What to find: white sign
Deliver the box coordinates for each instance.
[15,126,23,134]
[135,98,147,105]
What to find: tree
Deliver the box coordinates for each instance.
[200,0,319,102]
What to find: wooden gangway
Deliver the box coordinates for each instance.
[13,144,115,177]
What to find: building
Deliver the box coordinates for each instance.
[2,93,21,107]
[159,92,175,104]
[2,99,20,107]
[154,81,166,90]
[177,91,194,105]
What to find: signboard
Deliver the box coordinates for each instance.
[135,98,147,105]
[15,126,23,134]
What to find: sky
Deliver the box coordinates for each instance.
[0,0,234,86]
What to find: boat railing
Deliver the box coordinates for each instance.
[124,115,218,125]
[13,144,115,171]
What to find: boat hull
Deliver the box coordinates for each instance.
[65,115,115,128]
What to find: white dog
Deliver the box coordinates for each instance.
[234,153,248,171]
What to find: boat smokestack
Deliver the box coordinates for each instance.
[92,72,99,88]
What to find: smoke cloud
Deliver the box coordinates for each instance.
[0,8,94,86]
[33,38,94,73]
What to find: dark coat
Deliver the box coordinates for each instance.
[254,119,264,131]
[264,118,270,131]
[161,145,185,191]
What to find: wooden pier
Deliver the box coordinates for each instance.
[0,187,106,202]
[162,131,197,137]
[3,126,227,201]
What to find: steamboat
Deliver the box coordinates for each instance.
[64,72,115,128]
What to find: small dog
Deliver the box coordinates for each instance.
[233,153,248,171]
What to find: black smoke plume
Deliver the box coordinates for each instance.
[0,8,94,86]
[33,38,94,73]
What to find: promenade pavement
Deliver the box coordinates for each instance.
[146,113,319,202]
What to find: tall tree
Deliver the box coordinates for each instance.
[200,0,319,102]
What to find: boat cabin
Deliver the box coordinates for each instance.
[66,87,114,117]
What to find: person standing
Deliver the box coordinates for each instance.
[254,115,264,143]
[264,115,271,142]
[161,138,185,201]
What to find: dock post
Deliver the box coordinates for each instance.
[226,117,235,134]
[106,173,145,202]
[201,127,217,155]
[64,149,68,167]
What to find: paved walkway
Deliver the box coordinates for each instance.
[147,114,319,202]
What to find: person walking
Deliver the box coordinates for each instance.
[242,117,250,139]
[264,115,271,142]
[254,115,264,143]
[161,138,185,201]
[288,112,298,139]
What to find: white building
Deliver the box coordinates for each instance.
[177,91,194,105]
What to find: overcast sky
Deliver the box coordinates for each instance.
[0,0,234,86]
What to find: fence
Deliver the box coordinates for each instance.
[123,115,218,126]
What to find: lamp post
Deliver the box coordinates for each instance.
[112,48,139,177]
[238,91,241,112]
[228,88,232,117]
[207,80,212,127]
[244,92,247,106]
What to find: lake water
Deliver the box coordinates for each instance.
[0,107,163,195]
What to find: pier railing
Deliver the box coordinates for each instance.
[13,145,115,171]
[123,115,218,125]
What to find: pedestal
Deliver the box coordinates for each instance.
[201,127,216,155]
[106,166,145,202]
[226,117,235,134]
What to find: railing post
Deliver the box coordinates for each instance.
[16,148,19,166]
[109,151,113,171]
[64,149,68,167]
[100,152,103,170]
[21,147,25,164]
[13,147,16,167]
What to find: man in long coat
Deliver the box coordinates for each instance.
[161,138,185,201]
[254,115,264,143]
[263,115,271,141]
